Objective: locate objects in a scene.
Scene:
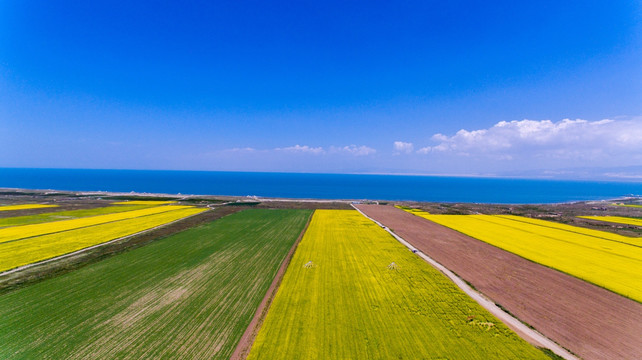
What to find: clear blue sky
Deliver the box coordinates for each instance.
[1,1,641,178]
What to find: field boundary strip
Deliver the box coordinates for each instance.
[229,211,313,360]
[0,208,209,277]
[351,204,577,360]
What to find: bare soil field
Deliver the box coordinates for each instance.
[356,204,642,360]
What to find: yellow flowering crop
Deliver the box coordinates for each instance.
[111,200,177,205]
[614,203,642,208]
[0,204,58,212]
[403,209,642,302]
[248,210,547,359]
[579,215,642,228]
[0,205,194,244]
[494,215,642,247]
[394,204,428,214]
[0,207,205,273]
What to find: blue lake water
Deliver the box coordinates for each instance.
[1,168,641,204]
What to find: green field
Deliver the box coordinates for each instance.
[0,206,205,273]
[0,209,311,359]
[0,204,158,228]
[248,210,548,359]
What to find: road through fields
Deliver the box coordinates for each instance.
[355,204,642,360]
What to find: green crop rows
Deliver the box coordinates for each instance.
[0,209,311,359]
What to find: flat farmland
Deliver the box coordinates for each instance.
[0,204,58,212]
[357,204,642,360]
[0,206,206,273]
[0,205,196,243]
[0,209,311,359]
[579,215,642,228]
[495,215,642,247]
[0,203,163,228]
[112,200,177,205]
[409,212,642,302]
[248,210,548,359]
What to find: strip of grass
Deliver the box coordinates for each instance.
[0,204,157,228]
[248,210,547,359]
[0,209,311,359]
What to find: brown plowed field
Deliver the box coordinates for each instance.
[356,204,642,360]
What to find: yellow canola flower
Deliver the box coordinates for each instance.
[111,200,177,205]
[494,215,642,247]
[403,208,642,303]
[0,204,58,212]
[0,207,205,273]
[614,204,642,208]
[248,210,547,360]
[394,204,428,214]
[579,215,642,229]
[0,205,194,244]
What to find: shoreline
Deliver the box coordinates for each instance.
[0,186,639,206]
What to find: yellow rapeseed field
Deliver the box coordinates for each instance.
[0,205,194,244]
[248,210,548,359]
[614,203,642,208]
[0,204,58,211]
[495,215,642,247]
[111,200,177,205]
[394,204,427,214]
[0,207,205,273]
[404,209,642,302]
[579,215,642,229]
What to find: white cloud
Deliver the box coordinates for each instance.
[418,118,642,162]
[330,144,377,156]
[233,144,378,157]
[224,147,256,153]
[393,141,414,154]
[416,146,431,154]
[275,144,325,155]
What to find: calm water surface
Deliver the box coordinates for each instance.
[1,168,641,204]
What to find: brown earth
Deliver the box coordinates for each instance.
[356,204,642,360]
[230,211,313,360]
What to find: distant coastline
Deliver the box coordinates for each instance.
[1,168,641,204]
